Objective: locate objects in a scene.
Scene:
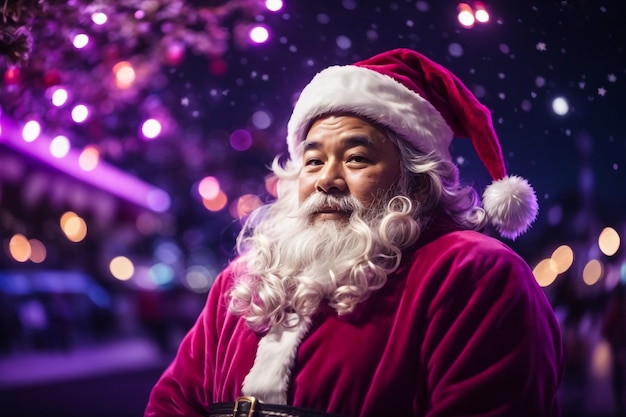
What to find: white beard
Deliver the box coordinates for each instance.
[230,191,419,330]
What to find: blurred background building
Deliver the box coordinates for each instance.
[0,0,624,416]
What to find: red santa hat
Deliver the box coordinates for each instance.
[286,48,538,240]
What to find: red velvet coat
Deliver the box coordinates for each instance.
[145,229,564,417]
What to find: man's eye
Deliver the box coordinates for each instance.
[347,155,369,163]
[305,158,323,166]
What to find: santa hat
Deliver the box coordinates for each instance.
[286,48,538,240]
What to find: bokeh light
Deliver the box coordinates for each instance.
[149,263,175,286]
[72,33,89,49]
[50,135,70,158]
[551,245,574,274]
[457,3,475,27]
[249,25,270,44]
[583,259,603,285]
[265,0,283,12]
[28,239,47,263]
[184,265,215,293]
[533,258,559,287]
[598,227,620,256]
[198,176,220,200]
[113,61,136,89]
[71,104,89,123]
[79,145,100,171]
[232,194,263,219]
[110,256,134,281]
[51,88,69,107]
[552,97,569,116]
[9,234,31,263]
[141,118,162,140]
[474,2,489,23]
[22,120,41,142]
[146,189,171,213]
[251,110,272,129]
[229,129,252,151]
[60,211,88,242]
[91,12,108,25]
[202,190,228,212]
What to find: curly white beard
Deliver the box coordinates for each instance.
[229,190,421,331]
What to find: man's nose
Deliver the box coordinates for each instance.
[315,162,346,194]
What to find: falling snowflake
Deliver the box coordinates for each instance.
[608,74,617,82]
[578,81,585,89]
[598,87,606,96]
[536,42,547,51]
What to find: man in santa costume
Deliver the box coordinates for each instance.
[145,48,564,417]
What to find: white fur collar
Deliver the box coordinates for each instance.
[242,314,312,404]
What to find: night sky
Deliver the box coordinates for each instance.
[1,0,625,289]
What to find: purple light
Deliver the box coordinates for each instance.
[249,26,270,44]
[265,0,283,12]
[71,104,89,123]
[1,116,170,213]
[229,129,252,151]
[73,33,90,49]
[147,189,171,213]
[22,120,41,142]
[50,135,70,158]
[91,12,108,25]
[141,118,162,140]
[51,88,69,107]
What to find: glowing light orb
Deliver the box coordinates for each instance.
[141,118,162,139]
[185,265,214,293]
[73,33,90,49]
[551,245,574,274]
[60,211,88,242]
[198,176,220,200]
[22,120,41,142]
[252,110,272,129]
[9,234,31,263]
[474,2,490,23]
[533,258,558,287]
[28,239,47,263]
[79,145,100,171]
[113,61,136,89]
[202,191,228,212]
[336,35,352,50]
[583,259,603,285]
[51,88,69,106]
[110,256,134,281]
[71,104,89,123]
[91,12,108,25]
[265,0,283,12]
[249,26,270,44]
[598,227,620,256]
[147,189,171,213]
[63,215,88,242]
[229,129,252,151]
[234,194,263,219]
[149,263,174,286]
[457,3,475,27]
[50,135,70,158]
[552,97,569,116]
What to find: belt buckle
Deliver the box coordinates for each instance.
[233,396,257,417]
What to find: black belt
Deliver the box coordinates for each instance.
[209,396,342,417]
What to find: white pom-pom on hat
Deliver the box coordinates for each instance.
[287,48,539,239]
[483,176,539,240]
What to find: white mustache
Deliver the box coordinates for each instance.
[299,193,363,216]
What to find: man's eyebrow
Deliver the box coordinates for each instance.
[302,135,374,152]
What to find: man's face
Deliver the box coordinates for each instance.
[298,115,402,223]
